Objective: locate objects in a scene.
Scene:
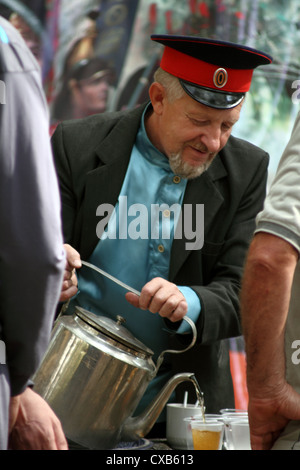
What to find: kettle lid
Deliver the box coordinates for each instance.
[75,306,154,356]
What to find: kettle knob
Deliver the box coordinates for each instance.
[116,315,126,325]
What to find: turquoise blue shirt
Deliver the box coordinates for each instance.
[70,106,201,419]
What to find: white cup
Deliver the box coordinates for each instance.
[220,408,247,414]
[166,403,204,450]
[230,418,251,450]
[220,409,248,450]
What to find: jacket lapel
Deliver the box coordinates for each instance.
[80,105,146,258]
[169,155,227,280]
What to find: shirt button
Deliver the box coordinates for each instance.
[173,175,181,184]
[163,209,170,218]
[158,244,165,253]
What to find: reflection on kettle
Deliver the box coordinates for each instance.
[33,307,203,450]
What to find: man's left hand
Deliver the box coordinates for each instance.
[125,277,188,322]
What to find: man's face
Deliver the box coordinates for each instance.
[74,75,111,115]
[156,92,242,179]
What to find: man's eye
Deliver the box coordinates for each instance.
[191,119,206,126]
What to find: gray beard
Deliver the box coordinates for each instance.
[168,152,213,180]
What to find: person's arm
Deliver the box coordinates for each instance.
[0,21,65,397]
[9,388,68,450]
[241,232,300,450]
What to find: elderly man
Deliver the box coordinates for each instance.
[52,34,272,440]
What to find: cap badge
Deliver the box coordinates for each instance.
[213,68,228,88]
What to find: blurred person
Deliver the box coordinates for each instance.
[51,57,115,124]
[241,111,300,450]
[9,12,42,66]
[0,16,67,449]
[52,34,272,438]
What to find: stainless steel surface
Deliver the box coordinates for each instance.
[33,307,200,450]
[76,308,154,355]
[155,316,197,371]
[34,309,155,449]
[81,260,141,296]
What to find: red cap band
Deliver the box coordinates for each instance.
[160,46,253,93]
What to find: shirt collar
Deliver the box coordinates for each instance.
[136,103,173,172]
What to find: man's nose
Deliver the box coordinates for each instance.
[201,127,221,154]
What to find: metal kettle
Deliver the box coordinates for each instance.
[33,306,202,450]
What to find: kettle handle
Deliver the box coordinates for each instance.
[155,316,197,373]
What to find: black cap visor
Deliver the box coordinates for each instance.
[180,79,245,109]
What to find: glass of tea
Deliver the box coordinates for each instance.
[184,418,224,450]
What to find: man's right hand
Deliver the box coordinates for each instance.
[248,381,300,450]
[60,244,82,302]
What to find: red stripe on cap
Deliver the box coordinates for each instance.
[160,46,253,93]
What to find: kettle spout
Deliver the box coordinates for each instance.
[121,372,203,442]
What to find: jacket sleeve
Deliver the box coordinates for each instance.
[51,122,79,246]
[0,28,65,396]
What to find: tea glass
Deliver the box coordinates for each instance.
[220,410,249,450]
[229,418,251,450]
[166,404,204,449]
[184,418,224,450]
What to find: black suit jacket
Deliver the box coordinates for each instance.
[52,103,269,412]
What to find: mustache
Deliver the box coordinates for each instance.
[191,143,215,156]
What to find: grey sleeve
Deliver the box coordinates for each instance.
[255,111,300,253]
[0,33,65,396]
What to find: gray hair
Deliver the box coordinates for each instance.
[153,67,185,103]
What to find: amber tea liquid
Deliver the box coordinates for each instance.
[192,428,222,450]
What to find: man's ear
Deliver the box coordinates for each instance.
[149,81,166,115]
